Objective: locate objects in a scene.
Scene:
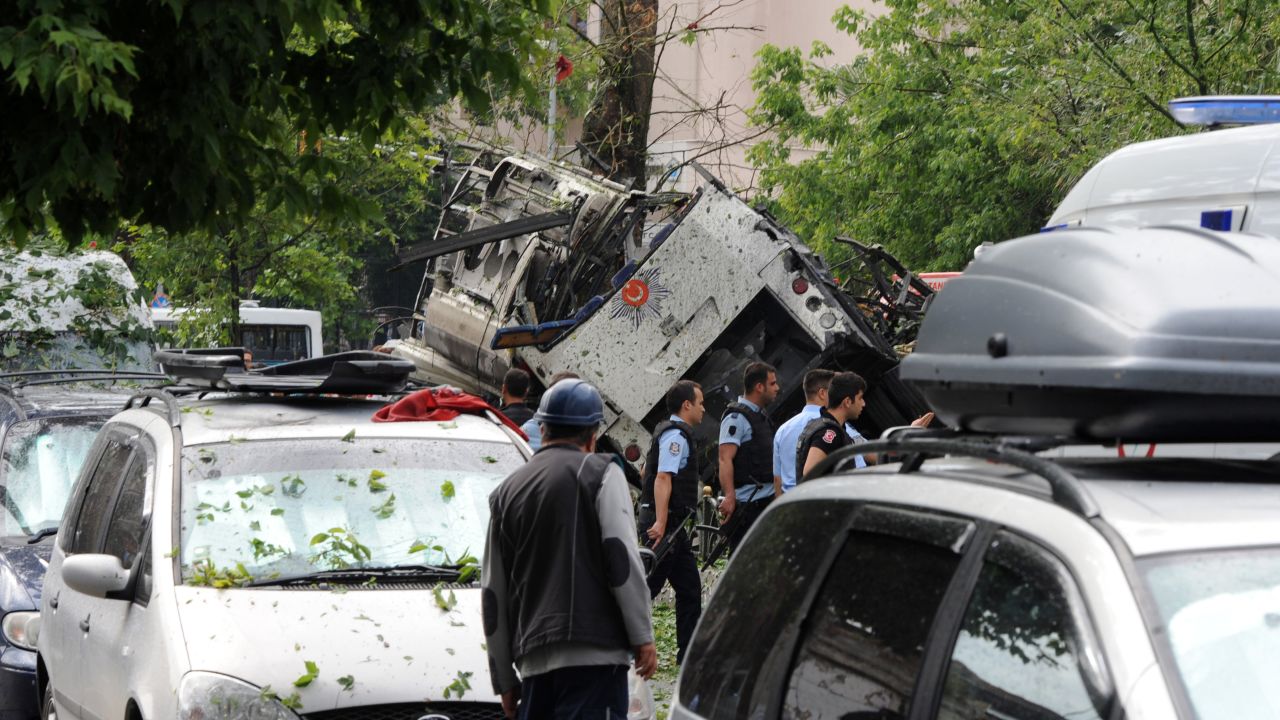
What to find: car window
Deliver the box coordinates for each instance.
[0,416,103,539]
[938,532,1112,720]
[1141,547,1280,719]
[178,437,525,585]
[780,528,962,719]
[680,501,855,720]
[67,435,133,554]
[101,437,154,568]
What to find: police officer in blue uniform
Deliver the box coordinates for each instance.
[717,361,781,552]
[638,379,706,665]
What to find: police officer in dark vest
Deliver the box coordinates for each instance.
[483,379,657,719]
[717,361,781,552]
[638,379,706,665]
[796,371,934,482]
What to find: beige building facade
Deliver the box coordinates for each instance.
[474,0,879,193]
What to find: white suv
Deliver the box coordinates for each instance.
[33,376,651,719]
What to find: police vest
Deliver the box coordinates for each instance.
[641,419,700,513]
[725,402,774,489]
[795,414,849,483]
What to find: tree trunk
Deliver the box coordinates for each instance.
[580,0,659,187]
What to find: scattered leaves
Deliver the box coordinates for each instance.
[293,659,320,687]
[340,429,357,443]
[440,480,455,500]
[433,583,457,612]
[443,670,473,699]
[372,493,396,519]
[338,675,355,692]
[368,469,388,492]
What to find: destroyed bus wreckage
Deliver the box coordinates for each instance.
[388,153,933,482]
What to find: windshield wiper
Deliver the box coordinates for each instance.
[245,564,465,588]
[27,527,57,545]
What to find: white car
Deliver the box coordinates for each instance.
[34,383,653,719]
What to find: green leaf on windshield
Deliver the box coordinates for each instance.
[293,660,320,687]
[338,675,355,692]
[482,455,497,464]
[271,508,285,516]
[236,489,255,499]
[310,533,330,545]
[281,474,307,498]
[408,540,428,554]
[250,521,262,531]
[341,429,356,442]
[441,480,455,500]
[368,469,388,492]
[372,493,396,519]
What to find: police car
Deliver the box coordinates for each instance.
[671,225,1280,720]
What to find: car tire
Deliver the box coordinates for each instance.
[41,683,57,720]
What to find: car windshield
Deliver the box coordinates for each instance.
[0,416,103,537]
[1140,547,1280,719]
[179,436,522,586]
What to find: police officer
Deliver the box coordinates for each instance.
[638,380,705,665]
[796,371,865,481]
[717,361,781,552]
[483,379,657,719]
[773,368,868,492]
[796,371,935,481]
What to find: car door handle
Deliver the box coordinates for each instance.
[79,616,90,633]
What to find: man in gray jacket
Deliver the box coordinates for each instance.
[483,378,657,719]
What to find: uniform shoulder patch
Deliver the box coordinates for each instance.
[669,441,682,455]
[727,424,738,436]
[822,429,837,444]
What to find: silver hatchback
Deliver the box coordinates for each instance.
[672,440,1280,720]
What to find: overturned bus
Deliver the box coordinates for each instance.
[388,154,932,478]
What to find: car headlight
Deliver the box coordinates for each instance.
[1,611,38,651]
[178,672,301,720]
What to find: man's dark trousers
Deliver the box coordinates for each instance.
[517,664,628,720]
[726,493,772,554]
[644,523,701,665]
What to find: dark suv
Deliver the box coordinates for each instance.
[0,371,160,719]
[674,225,1280,720]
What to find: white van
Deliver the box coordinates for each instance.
[152,302,324,364]
[1047,96,1280,235]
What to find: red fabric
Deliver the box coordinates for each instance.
[372,387,528,440]
[555,54,574,83]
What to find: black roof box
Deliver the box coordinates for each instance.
[900,226,1280,442]
[157,348,414,394]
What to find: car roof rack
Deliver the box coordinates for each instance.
[804,431,1100,519]
[0,370,168,393]
[156,348,415,395]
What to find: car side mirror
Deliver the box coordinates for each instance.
[62,555,131,599]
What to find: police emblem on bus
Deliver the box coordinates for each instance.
[609,267,672,329]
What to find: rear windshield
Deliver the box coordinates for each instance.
[179,437,523,585]
[1141,548,1280,719]
[0,416,103,538]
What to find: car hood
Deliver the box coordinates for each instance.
[174,584,495,710]
[0,539,52,611]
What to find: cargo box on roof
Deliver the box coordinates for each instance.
[900,225,1280,442]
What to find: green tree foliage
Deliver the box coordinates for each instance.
[122,118,443,351]
[0,0,550,245]
[750,0,1280,271]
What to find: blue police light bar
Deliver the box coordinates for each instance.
[1169,96,1280,127]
